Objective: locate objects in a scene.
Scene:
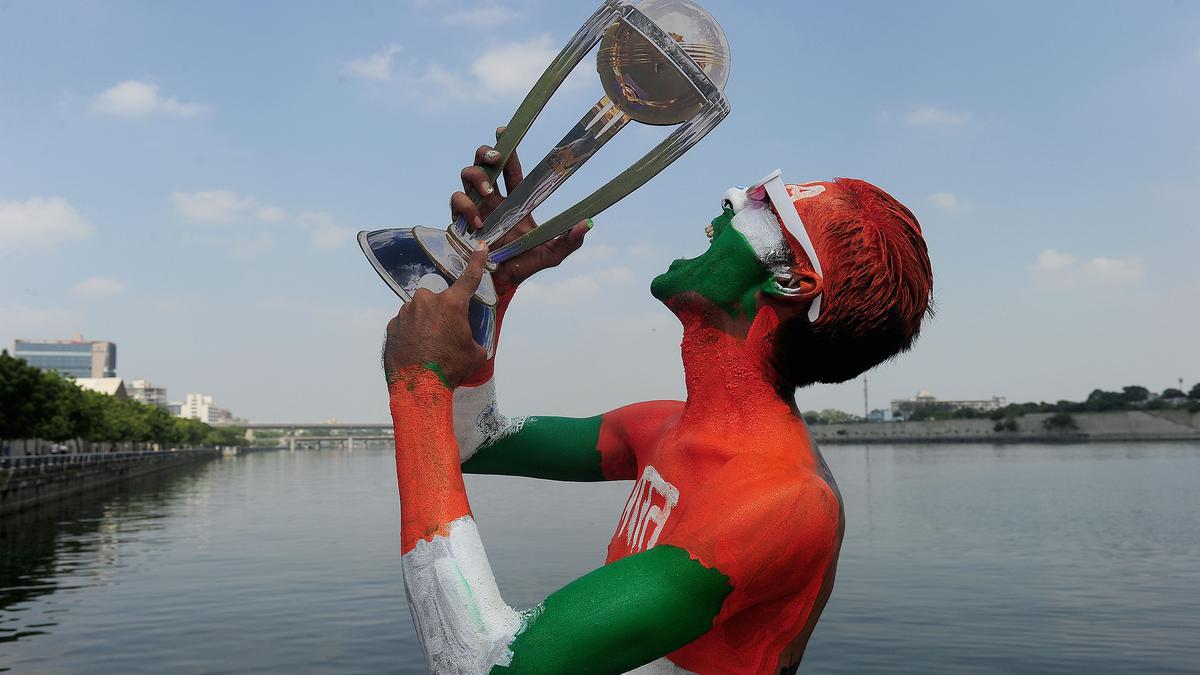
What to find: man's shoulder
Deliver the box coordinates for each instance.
[666,462,842,577]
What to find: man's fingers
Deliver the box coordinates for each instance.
[449,242,489,301]
[495,126,523,192]
[476,145,502,168]
[450,192,483,231]
[543,219,590,266]
[461,166,501,213]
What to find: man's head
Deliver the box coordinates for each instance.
[650,173,933,388]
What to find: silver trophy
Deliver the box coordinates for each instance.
[358,0,731,356]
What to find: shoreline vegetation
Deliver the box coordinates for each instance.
[1,350,243,456]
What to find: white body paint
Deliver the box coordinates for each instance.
[402,515,523,674]
[452,377,525,463]
[616,465,680,553]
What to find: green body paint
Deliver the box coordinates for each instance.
[463,415,605,481]
[650,208,774,319]
[491,545,731,674]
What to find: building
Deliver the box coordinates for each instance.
[128,379,168,408]
[890,391,1008,418]
[177,393,240,424]
[13,334,116,379]
[76,378,128,399]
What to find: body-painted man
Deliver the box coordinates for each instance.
[384,140,933,674]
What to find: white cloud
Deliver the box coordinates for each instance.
[353,34,584,104]
[1031,248,1145,287]
[444,4,519,26]
[470,34,564,97]
[256,206,289,223]
[1085,256,1145,283]
[520,266,634,306]
[0,196,94,253]
[171,190,287,225]
[91,80,211,118]
[905,105,971,128]
[171,190,255,224]
[70,276,128,298]
[928,192,959,210]
[297,211,355,249]
[344,44,402,81]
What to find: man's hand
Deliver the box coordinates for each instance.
[384,243,489,389]
[452,127,591,291]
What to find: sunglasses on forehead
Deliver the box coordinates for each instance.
[741,170,823,322]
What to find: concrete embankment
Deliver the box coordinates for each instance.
[0,449,225,516]
[810,410,1200,444]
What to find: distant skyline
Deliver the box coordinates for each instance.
[2,1,1198,422]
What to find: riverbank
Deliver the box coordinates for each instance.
[0,449,238,516]
[810,409,1200,444]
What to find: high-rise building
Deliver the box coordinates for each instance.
[13,334,116,379]
[178,393,241,424]
[128,379,168,408]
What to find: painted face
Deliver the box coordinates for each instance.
[650,190,798,319]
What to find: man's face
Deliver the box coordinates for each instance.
[650,197,797,319]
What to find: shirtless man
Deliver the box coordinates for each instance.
[383,139,933,674]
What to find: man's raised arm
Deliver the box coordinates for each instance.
[447,141,678,482]
[385,249,730,673]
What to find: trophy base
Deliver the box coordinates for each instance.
[358,227,498,358]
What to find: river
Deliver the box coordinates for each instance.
[2,443,1198,673]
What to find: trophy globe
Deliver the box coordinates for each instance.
[598,0,730,126]
[359,0,731,358]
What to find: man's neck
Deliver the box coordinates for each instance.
[675,306,798,431]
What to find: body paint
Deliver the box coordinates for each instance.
[403,515,523,672]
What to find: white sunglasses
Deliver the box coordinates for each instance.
[743,169,824,322]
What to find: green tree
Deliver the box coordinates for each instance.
[0,350,46,451]
[1189,383,1200,400]
[1161,388,1186,399]
[1042,412,1079,432]
[1121,385,1150,403]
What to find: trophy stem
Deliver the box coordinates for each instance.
[479,95,630,245]
[452,0,626,239]
[489,96,729,264]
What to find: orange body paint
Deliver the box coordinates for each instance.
[602,305,845,674]
[390,366,471,554]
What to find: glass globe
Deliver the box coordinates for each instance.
[597,0,731,126]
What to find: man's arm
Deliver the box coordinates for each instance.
[448,142,678,482]
[385,276,730,672]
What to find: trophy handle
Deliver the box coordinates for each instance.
[489,97,730,264]
[478,95,630,244]
[452,0,627,239]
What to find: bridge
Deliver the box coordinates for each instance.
[215,421,394,451]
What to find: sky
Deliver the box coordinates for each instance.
[2,0,1198,423]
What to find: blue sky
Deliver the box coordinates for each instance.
[2,0,1198,422]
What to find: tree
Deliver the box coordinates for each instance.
[993,417,1018,432]
[0,350,46,450]
[1189,383,1200,400]
[1121,385,1150,403]
[1161,388,1186,399]
[1043,412,1079,432]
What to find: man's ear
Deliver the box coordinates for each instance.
[760,269,822,306]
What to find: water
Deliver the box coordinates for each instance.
[2,443,1198,674]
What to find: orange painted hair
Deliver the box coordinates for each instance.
[775,177,934,387]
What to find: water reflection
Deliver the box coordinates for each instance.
[0,461,213,650]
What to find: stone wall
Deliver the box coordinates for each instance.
[810,410,1200,444]
[0,450,221,516]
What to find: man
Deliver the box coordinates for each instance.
[384,139,932,674]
